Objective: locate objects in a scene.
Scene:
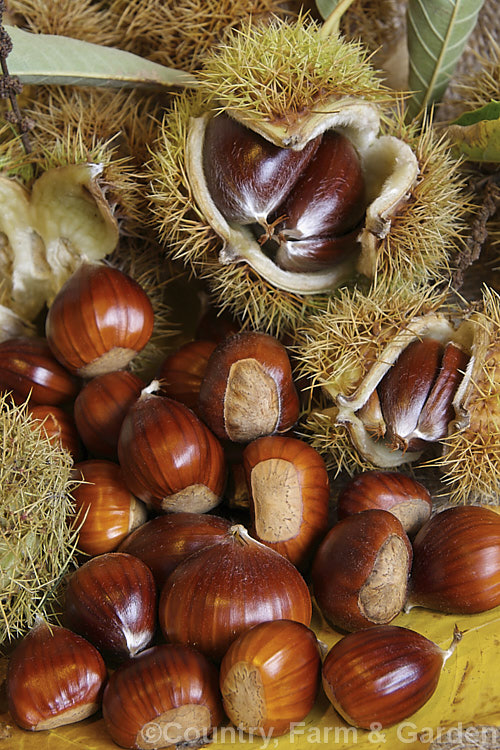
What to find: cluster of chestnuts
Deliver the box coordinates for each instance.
[2,256,500,749]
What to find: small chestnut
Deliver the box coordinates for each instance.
[45,260,154,378]
[102,643,224,750]
[220,619,321,736]
[322,625,461,728]
[73,370,144,459]
[71,459,147,556]
[7,619,106,731]
[157,339,217,413]
[198,331,300,443]
[409,505,500,614]
[0,337,79,406]
[243,435,330,567]
[29,404,81,460]
[312,509,412,631]
[118,384,226,513]
[64,552,157,659]
[337,471,432,537]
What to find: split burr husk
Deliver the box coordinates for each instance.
[148,15,472,336]
[296,282,500,504]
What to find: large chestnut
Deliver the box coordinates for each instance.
[337,471,432,537]
[64,552,157,659]
[198,331,300,443]
[311,509,412,631]
[322,625,461,728]
[159,524,312,660]
[243,435,330,567]
[118,385,226,513]
[0,337,79,406]
[102,643,224,750]
[46,260,154,378]
[118,511,231,590]
[220,619,321,736]
[409,505,500,613]
[7,620,106,731]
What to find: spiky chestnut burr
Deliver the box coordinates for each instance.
[148,15,470,336]
[295,282,500,504]
[0,393,80,645]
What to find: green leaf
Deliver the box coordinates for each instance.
[406,0,485,122]
[447,101,500,162]
[5,25,198,90]
[316,0,341,20]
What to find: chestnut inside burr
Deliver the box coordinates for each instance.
[358,535,410,623]
[251,458,302,542]
[221,662,266,731]
[202,113,366,274]
[224,359,280,441]
[137,705,212,750]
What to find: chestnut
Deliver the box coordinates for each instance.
[118,511,231,590]
[71,459,147,556]
[64,552,157,659]
[377,339,470,452]
[159,524,312,660]
[118,385,226,513]
[337,471,432,537]
[202,111,321,226]
[220,619,321,736]
[243,435,330,567]
[73,370,144,459]
[0,337,79,406]
[322,624,461,728]
[45,260,154,378]
[102,643,224,750]
[198,331,300,443]
[311,509,412,631]
[7,620,106,731]
[29,404,81,460]
[409,505,500,614]
[157,339,217,413]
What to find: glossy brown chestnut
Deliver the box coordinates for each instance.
[321,625,460,728]
[243,435,330,567]
[45,260,154,378]
[118,511,231,590]
[202,111,321,225]
[71,459,147,555]
[73,370,144,459]
[0,337,79,406]
[198,331,300,443]
[157,339,217,413]
[377,339,470,452]
[64,552,157,659]
[337,471,432,537]
[102,643,224,750]
[7,620,106,731]
[276,129,366,241]
[118,387,226,513]
[29,404,81,460]
[311,509,412,631]
[159,524,312,661]
[220,619,321,736]
[409,505,500,614]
